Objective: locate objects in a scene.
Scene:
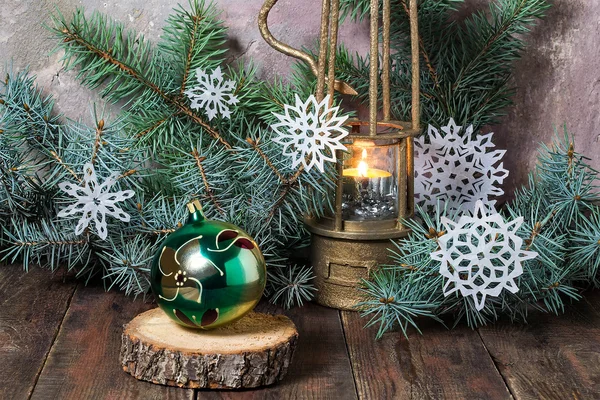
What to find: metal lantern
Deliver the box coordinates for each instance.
[259,0,421,310]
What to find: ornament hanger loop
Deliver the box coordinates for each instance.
[186,200,206,223]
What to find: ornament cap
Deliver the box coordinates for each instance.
[186,200,205,224]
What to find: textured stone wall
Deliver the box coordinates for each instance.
[1,0,598,195]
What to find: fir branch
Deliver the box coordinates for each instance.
[453,0,549,91]
[569,211,600,285]
[358,270,440,339]
[49,150,82,183]
[337,0,550,130]
[268,185,294,220]
[268,264,317,309]
[118,169,137,180]
[97,234,153,297]
[1,1,339,307]
[399,0,441,90]
[191,148,225,214]
[52,10,233,149]
[90,119,105,166]
[134,114,176,139]
[246,137,287,184]
[180,14,203,96]
[2,219,92,272]
[361,132,600,337]
[11,238,88,248]
[159,0,227,96]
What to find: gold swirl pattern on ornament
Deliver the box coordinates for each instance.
[207,229,255,253]
[158,235,221,304]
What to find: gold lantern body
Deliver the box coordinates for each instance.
[259,0,421,310]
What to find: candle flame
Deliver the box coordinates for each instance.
[342,147,392,178]
[357,148,369,177]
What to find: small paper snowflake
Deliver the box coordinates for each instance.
[185,66,239,120]
[58,163,135,240]
[271,94,349,172]
[415,118,509,212]
[431,200,538,310]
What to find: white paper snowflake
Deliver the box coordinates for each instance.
[184,66,239,120]
[415,118,509,212]
[271,94,349,172]
[431,200,538,310]
[57,163,135,240]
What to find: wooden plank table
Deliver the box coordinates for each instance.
[0,266,76,400]
[2,264,599,399]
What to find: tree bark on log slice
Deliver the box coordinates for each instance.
[120,308,298,389]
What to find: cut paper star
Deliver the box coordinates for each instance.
[415,118,509,213]
[431,200,538,311]
[57,163,135,240]
[185,66,239,120]
[271,94,349,172]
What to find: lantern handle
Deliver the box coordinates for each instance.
[258,0,357,96]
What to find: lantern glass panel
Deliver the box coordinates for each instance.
[341,139,399,221]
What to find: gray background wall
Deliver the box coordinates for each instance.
[1,0,598,197]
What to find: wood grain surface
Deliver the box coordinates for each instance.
[479,291,600,400]
[342,312,513,400]
[0,266,76,400]
[197,302,358,400]
[3,262,600,400]
[29,284,193,400]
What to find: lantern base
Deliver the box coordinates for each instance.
[307,225,410,311]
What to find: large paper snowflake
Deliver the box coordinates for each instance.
[431,200,538,310]
[271,94,349,172]
[415,118,509,212]
[58,163,135,240]
[185,66,239,120]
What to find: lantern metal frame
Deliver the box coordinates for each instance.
[259,0,421,309]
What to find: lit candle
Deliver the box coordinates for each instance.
[343,149,392,179]
[342,148,397,221]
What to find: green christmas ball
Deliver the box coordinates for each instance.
[150,200,266,329]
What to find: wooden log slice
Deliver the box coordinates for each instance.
[120,308,298,389]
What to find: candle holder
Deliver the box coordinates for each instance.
[342,140,398,222]
[259,0,421,310]
[305,124,419,310]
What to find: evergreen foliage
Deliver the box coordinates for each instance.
[337,0,551,131]
[0,1,331,306]
[324,0,600,337]
[2,0,598,332]
[360,132,600,338]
